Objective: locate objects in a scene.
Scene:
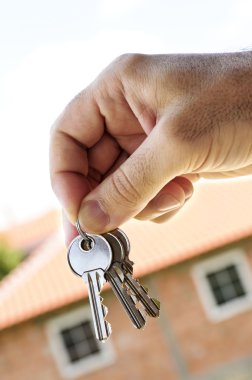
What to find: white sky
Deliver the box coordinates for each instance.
[0,0,252,228]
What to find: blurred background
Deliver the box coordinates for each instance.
[1,1,252,379]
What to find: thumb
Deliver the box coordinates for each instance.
[78,123,187,233]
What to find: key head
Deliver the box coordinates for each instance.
[110,228,134,274]
[67,234,112,276]
[111,228,130,255]
[103,232,124,263]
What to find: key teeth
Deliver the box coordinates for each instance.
[139,284,160,313]
[86,271,112,341]
[152,298,161,310]
[123,272,161,318]
[121,281,148,327]
[99,293,111,323]
[101,303,108,317]
[140,310,147,326]
[112,263,129,283]
[107,265,147,330]
[99,298,112,340]
[98,321,112,342]
[139,285,160,308]
[141,285,148,293]
[126,259,134,270]
[95,271,105,291]
[105,321,112,339]
[124,283,157,318]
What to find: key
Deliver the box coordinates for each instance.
[123,272,160,318]
[106,229,160,318]
[110,228,134,274]
[103,232,146,329]
[110,228,130,255]
[67,233,113,341]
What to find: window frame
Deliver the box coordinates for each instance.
[192,248,252,322]
[46,306,115,378]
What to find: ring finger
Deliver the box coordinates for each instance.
[135,176,193,221]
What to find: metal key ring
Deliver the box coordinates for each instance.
[76,219,90,241]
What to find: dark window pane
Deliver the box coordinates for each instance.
[68,346,79,362]
[215,269,231,287]
[61,329,74,347]
[233,280,246,297]
[213,287,225,305]
[70,325,86,344]
[207,273,219,289]
[75,341,91,359]
[221,284,237,301]
[81,321,94,338]
[206,264,247,306]
[87,336,100,354]
[227,265,240,281]
[60,320,100,363]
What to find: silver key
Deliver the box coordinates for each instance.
[110,228,134,274]
[123,272,160,318]
[108,229,160,318]
[103,232,146,329]
[67,234,112,341]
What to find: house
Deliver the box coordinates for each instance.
[1,179,252,380]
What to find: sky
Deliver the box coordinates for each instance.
[0,0,252,228]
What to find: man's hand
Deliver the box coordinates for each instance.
[50,52,252,244]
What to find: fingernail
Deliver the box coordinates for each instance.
[155,194,181,212]
[79,200,110,233]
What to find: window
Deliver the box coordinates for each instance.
[206,264,246,306]
[46,306,115,378]
[192,248,252,322]
[61,321,100,363]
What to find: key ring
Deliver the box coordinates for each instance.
[76,219,90,242]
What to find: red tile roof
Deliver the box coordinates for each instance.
[1,179,252,330]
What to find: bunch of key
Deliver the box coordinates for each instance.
[67,222,160,342]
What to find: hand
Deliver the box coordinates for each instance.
[50,52,252,243]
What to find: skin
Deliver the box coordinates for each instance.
[50,52,252,244]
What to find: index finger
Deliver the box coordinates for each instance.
[49,88,104,223]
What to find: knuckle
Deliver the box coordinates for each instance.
[114,53,148,79]
[114,53,142,67]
